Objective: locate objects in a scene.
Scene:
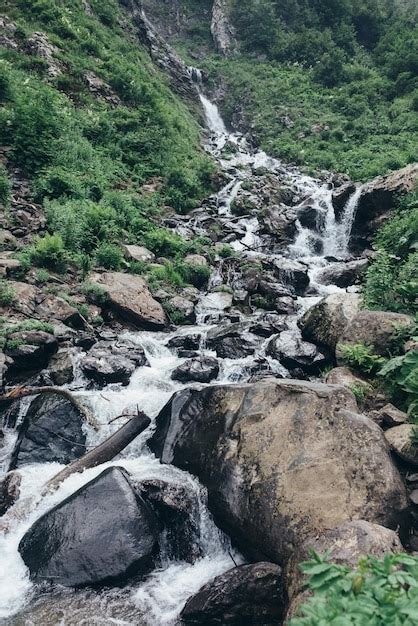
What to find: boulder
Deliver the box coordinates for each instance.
[259,205,297,245]
[4,281,36,316]
[296,203,325,231]
[325,366,369,389]
[249,314,287,338]
[332,182,356,219]
[5,331,58,374]
[286,520,402,618]
[377,403,408,427]
[336,310,414,358]
[171,356,220,384]
[299,293,361,352]
[316,258,369,288]
[184,254,208,267]
[48,349,74,386]
[36,295,85,328]
[198,291,233,315]
[0,470,21,516]
[271,258,309,294]
[207,322,255,359]
[151,380,407,565]
[385,425,418,467]
[81,339,148,386]
[267,331,329,375]
[167,334,202,352]
[0,256,21,277]
[9,393,86,469]
[91,272,167,329]
[122,244,155,263]
[168,296,195,324]
[181,562,284,625]
[19,467,159,587]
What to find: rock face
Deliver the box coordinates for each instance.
[151,380,407,564]
[19,467,159,587]
[9,393,86,469]
[181,562,284,625]
[299,293,361,352]
[171,356,219,383]
[267,331,328,375]
[211,0,237,57]
[336,310,414,358]
[91,272,167,329]
[316,258,368,288]
[81,338,148,386]
[385,425,418,467]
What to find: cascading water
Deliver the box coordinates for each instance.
[0,66,363,624]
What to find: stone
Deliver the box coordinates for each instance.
[336,310,414,358]
[181,562,284,625]
[81,339,148,386]
[36,294,85,328]
[325,366,370,390]
[48,349,74,386]
[211,0,237,57]
[5,331,58,373]
[122,244,155,263]
[167,334,201,352]
[171,356,219,383]
[267,331,329,375]
[378,403,409,427]
[9,393,86,469]
[296,203,325,231]
[0,470,21,516]
[271,258,309,294]
[299,293,361,352]
[0,256,22,277]
[317,258,369,288]
[184,254,208,267]
[168,296,195,324]
[385,424,418,467]
[0,230,18,250]
[207,322,255,359]
[198,291,233,314]
[259,205,297,245]
[19,467,159,587]
[332,182,356,219]
[91,272,167,329]
[3,281,36,316]
[151,380,407,565]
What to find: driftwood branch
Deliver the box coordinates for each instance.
[0,411,151,532]
[44,411,151,492]
[0,386,99,431]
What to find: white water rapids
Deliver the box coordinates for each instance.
[0,75,363,624]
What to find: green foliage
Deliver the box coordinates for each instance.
[289,551,418,626]
[176,261,211,288]
[0,318,54,350]
[35,268,50,284]
[379,349,418,420]
[0,163,11,206]
[338,342,385,375]
[363,191,418,315]
[95,243,124,270]
[349,382,371,409]
[81,281,109,306]
[217,244,236,259]
[0,280,16,307]
[25,233,68,273]
[163,301,187,325]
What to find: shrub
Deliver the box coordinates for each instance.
[338,343,386,375]
[0,280,16,307]
[28,233,68,272]
[0,164,11,206]
[35,268,50,284]
[163,301,187,325]
[379,349,418,420]
[217,244,236,259]
[81,281,109,306]
[176,261,211,288]
[289,552,418,626]
[95,243,124,270]
[349,382,372,409]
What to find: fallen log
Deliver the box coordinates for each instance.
[44,411,151,492]
[0,386,99,431]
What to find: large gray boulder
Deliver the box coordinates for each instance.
[91,272,167,329]
[151,380,407,565]
[9,393,86,469]
[299,292,361,352]
[19,467,159,587]
[181,562,284,625]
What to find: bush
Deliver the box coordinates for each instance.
[0,280,16,307]
[176,261,211,288]
[379,349,418,420]
[338,343,386,375]
[81,281,109,306]
[95,243,124,270]
[27,233,68,272]
[289,552,418,626]
[0,164,11,206]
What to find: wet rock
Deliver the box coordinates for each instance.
[36,294,85,328]
[332,182,356,220]
[299,292,361,352]
[198,291,233,315]
[259,205,297,245]
[249,314,287,338]
[172,356,220,384]
[81,339,148,386]
[5,331,58,375]
[286,520,402,618]
[181,562,284,625]
[275,296,297,315]
[19,467,159,587]
[48,349,74,386]
[385,425,418,467]
[168,296,196,324]
[0,470,21,516]
[267,331,329,375]
[207,322,255,359]
[317,258,369,288]
[167,334,201,352]
[297,202,324,231]
[271,258,310,294]
[151,380,407,565]
[336,310,414,359]
[9,393,86,469]
[91,272,167,329]
[122,244,155,263]
[137,479,201,563]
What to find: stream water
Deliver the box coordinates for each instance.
[0,77,362,624]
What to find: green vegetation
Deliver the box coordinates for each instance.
[81,281,109,306]
[0,317,54,350]
[1,0,215,270]
[0,280,16,307]
[0,163,11,206]
[349,382,372,409]
[379,349,418,421]
[289,551,418,626]
[363,191,418,315]
[338,342,385,375]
